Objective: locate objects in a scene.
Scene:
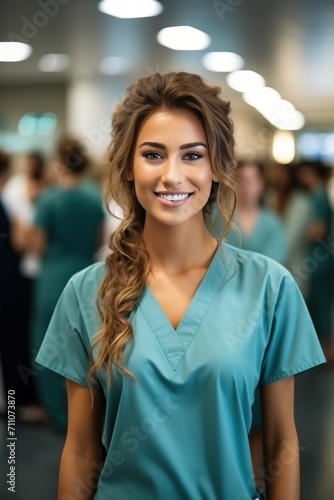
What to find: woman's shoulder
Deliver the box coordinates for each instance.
[68,261,107,300]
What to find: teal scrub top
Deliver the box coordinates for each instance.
[36,243,325,500]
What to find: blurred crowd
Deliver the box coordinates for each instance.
[0,142,334,432]
[0,138,117,429]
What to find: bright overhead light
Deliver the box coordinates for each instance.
[0,42,32,62]
[38,54,70,72]
[99,56,129,75]
[274,99,296,114]
[226,70,265,92]
[243,87,281,110]
[249,94,305,130]
[272,131,295,164]
[202,52,244,72]
[157,26,211,51]
[98,0,163,18]
[261,105,305,130]
[279,110,305,131]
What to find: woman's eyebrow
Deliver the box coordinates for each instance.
[138,141,208,150]
[180,142,207,150]
[139,141,166,149]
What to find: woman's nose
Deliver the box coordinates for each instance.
[161,158,184,185]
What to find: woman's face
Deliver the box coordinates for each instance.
[131,108,217,228]
[237,163,264,207]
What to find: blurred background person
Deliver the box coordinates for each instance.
[2,152,49,275]
[211,160,287,263]
[268,162,312,297]
[27,137,106,431]
[0,150,41,420]
[297,161,334,362]
[1,152,49,420]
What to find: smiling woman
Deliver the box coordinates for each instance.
[130,108,217,226]
[35,72,325,500]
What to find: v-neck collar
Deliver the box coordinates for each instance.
[137,246,227,370]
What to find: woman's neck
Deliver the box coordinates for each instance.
[142,215,218,275]
[237,201,259,214]
[58,173,81,188]
[235,205,260,235]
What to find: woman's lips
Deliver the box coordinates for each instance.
[155,192,193,207]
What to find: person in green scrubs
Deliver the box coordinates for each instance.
[297,161,334,361]
[210,160,287,264]
[36,72,325,499]
[29,137,105,429]
[268,163,312,298]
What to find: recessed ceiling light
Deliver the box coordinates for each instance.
[99,56,129,75]
[0,42,32,62]
[202,52,244,72]
[272,131,295,164]
[274,99,295,113]
[261,104,305,130]
[38,54,70,72]
[98,0,163,18]
[226,70,265,92]
[260,99,295,125]
[243,87,281,110]
[157,26,211,51]
[279,110,305,131]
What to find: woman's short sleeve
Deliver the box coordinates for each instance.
[260,273,326,385]
[35,279,90,387]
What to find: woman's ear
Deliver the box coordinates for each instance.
[126,169,134,181]
[212,172,219,183]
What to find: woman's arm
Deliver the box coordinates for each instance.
[11,218,47,256]
[261,376,300,500]
[10,218,30,253]
[27,225,47,256]
[58,380,105,500]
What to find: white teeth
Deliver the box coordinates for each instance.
[158,193,189,201]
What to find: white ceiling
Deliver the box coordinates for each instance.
[1,0,334,129]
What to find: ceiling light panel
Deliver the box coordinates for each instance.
[202,52,244,72]
[38,54,70,72]
[226,70,265,92]
[0,42,32,62]
[242,87,281,110]
[157,26,211,51]
[272,131,295,164]
[266,109,305,130]
[98,0,163,18]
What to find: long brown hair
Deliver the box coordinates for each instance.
[89,72,237,385]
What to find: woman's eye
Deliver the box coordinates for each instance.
[143,152,162,160]
[184,152,202,161]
